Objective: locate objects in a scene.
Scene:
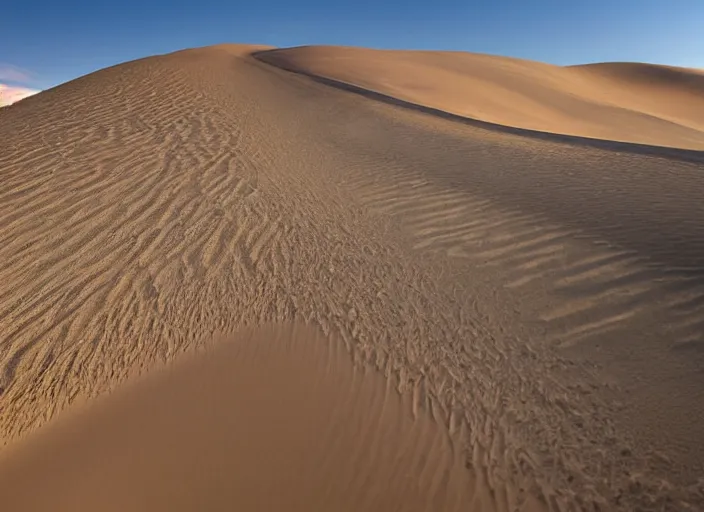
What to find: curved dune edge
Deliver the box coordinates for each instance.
[254,46,704,151]
[0,324,544,512]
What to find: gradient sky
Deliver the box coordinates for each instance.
[2,0,703,91]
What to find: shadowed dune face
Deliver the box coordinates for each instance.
[257,46,704,149]
[571,61,704,96]
[569,62,704,134]
[0,325,521,512]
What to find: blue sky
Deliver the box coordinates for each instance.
[2,0,703,90]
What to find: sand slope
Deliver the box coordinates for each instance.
[257,46,704,149]
[0,324,498,512]
[1,44,704,510]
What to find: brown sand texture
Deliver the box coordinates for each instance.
[1,44,704,510]
[0,324,500,512]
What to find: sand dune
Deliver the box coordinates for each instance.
[0,324,498,512]
[257,46,704,149]
[1,43,704,510]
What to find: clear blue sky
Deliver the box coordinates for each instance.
[2,0,703,90]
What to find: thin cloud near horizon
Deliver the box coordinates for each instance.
[0,64,41,106]
[0,84,41,106]
[0,63,36,84]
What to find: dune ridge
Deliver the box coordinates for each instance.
[256,46,704,150]
[1,44,703,510]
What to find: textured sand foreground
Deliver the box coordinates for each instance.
[1,44,704,510]
[0,324,500,512]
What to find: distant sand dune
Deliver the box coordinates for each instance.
[1,44,704,510]
[257,46,704,149]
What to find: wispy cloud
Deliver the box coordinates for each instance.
[0,64,35,84]
[0,64,41,106]
[0,84,41,106]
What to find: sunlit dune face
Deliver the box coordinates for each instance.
[0,84,40,106]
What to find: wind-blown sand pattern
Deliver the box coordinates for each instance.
[1,44,704,510]
[0,325,490,512]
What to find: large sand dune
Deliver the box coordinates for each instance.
[1,44,704,510]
